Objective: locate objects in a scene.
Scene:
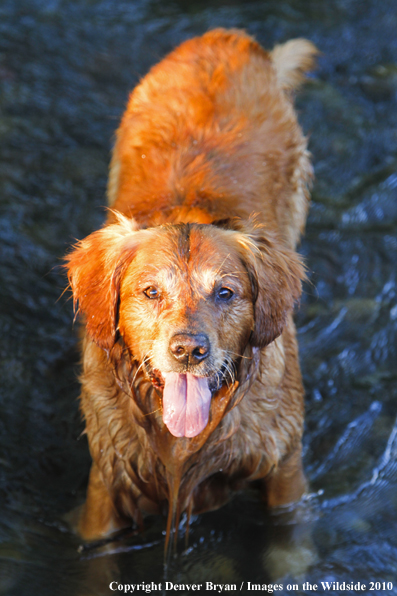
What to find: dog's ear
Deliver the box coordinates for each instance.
[236,227,305,348]
[64,213,140,352]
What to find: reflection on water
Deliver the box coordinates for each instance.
[0,0,396,594]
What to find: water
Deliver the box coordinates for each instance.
[0,0,396,594]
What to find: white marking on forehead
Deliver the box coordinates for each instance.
[132,227,250,298]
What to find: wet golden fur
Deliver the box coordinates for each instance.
[65,29,317,544]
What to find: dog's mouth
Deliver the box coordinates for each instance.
[145,361,234,438]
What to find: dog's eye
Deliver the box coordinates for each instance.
[217,287,234,301]
[143,286,160,299]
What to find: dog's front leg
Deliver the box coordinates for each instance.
[76,463,130,541]
[263,445,307,508]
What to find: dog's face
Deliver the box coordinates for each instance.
[119,223,253,377]
[66,214,303,438]
[118,223,254,438]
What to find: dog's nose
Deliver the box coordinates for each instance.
[169,333,210,365]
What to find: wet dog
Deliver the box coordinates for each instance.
[65,29,317,548]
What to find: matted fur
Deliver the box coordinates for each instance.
[65,28,317,547]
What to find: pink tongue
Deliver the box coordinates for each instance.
[162,372,212,438]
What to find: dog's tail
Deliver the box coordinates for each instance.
[271,38,319,92]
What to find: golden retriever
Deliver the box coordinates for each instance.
[65,28,317,549]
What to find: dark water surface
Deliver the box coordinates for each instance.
[1,1,397,594]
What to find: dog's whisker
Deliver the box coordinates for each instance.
[131,352,153,385]
[143,407,162,417]
[219,348,252,360]
[212,253,232,278]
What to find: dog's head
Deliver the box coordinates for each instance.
[65,213,304,438]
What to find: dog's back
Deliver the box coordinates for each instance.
[108,29,317,248]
